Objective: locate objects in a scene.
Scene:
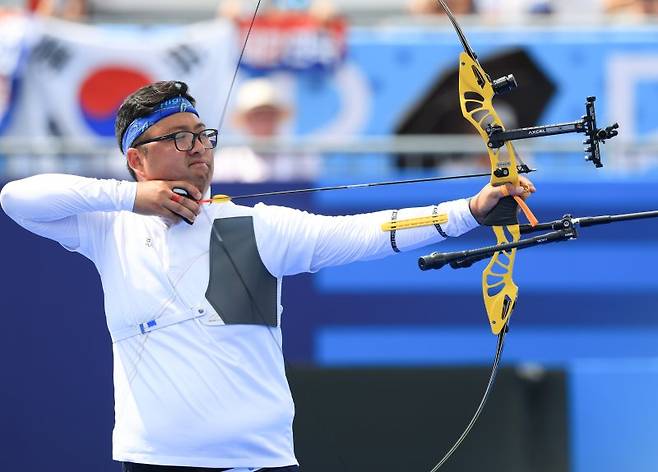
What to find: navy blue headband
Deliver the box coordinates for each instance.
[121,96,199,153]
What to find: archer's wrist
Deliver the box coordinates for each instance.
[468,197,484,225]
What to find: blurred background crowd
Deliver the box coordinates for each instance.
[5,0,658,22]
[0,0,657,182]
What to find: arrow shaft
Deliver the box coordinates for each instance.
[219,167,535,202]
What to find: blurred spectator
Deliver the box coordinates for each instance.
[408,0,475,16]
[214,77,320,182]
[216,0,238,21]
[605,0,658,14]
[476,0,556,18]
[233,79,291,137]
[308,0,339,24]
[218,0,339,23]
[476,0,604,20]
[29,0,87,21]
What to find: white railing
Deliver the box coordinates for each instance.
[2,134,658,155]
[0,135,656,180]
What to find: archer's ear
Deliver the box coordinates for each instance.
[126,147,147,181]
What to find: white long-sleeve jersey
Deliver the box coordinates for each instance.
[0,174,479,468]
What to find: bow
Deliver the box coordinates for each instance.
[435,0,618,336]
[418,2,620,469]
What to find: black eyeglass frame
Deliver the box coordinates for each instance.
[133,128,219,152]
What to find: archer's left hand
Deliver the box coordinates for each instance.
[469,176,536,224]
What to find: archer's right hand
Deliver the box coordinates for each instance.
[133,181,202,225]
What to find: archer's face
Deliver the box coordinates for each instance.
[128,112,214,194]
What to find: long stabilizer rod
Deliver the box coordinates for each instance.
[419,209,658,271]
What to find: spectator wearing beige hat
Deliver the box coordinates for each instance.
[214,77,321,182]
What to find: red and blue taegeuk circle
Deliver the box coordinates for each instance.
[79,66,153,136]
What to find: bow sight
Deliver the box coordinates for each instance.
[486,95,619,168]
[477,68,619,169]
[439,0,619,169]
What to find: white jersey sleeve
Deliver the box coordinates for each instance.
[0,174,137,258]
[251,198,478,277]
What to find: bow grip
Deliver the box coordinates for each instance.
[481,195,518,227]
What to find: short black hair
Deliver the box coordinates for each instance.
[114,80,196,180]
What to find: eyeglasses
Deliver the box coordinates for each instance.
[134,128,219,152]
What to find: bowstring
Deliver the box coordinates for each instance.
[217,0,263,132]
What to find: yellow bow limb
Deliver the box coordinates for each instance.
[482,225,520,334]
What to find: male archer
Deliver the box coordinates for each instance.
[0,80,535,472]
